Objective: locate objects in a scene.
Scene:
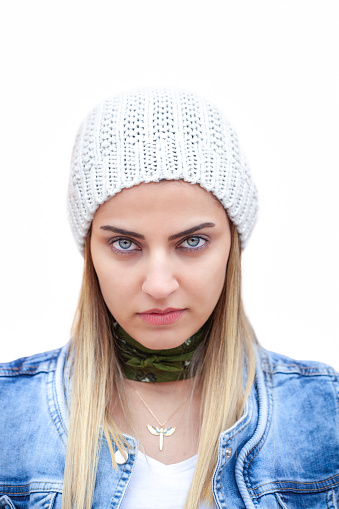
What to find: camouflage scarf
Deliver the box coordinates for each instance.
[114,322,208,382]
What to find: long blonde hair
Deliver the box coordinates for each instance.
[61,222,256,509]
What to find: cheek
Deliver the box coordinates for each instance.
[185,255,228,306]
[97,271,132,305]
[93,260,143,319]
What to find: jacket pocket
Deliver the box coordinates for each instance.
[0,495,17,509]
[0,492,61,509]
[269,489,338,508]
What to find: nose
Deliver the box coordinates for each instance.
[141,253,179,300]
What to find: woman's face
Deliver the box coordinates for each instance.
[91,181,231,350]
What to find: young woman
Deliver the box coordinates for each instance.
[1,88,338,509]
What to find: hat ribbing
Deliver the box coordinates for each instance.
[68,88,258,252]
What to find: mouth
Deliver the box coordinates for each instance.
[137,308,185,326]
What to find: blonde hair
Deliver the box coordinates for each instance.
[61,222,256,509]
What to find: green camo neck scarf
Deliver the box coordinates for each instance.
[113,322,209,382]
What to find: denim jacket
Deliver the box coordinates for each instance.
[0,343,338,509]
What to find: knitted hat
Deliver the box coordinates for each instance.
[68,88,258,253]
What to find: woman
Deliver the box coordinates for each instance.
[0,88,338,509]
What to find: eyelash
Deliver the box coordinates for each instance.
[108,235,209,255]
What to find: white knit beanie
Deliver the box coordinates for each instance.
[68,88,258,253]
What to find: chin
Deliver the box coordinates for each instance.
[134,325,195,351]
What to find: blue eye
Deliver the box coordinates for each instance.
[118,239,132,250]
[179,236,207,250]
[186,237,201,247]
[110,238,140,253]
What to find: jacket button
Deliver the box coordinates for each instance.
[225,447,232,458]
[115,449,128,465]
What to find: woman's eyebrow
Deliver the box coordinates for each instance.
[168,222,216,241]
[100,225,145,239]
[100,222,216,241]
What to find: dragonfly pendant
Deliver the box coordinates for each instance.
[147,425,176,451]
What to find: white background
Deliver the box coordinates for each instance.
[0,0,338,369]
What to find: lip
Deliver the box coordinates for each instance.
[137,308,185,326]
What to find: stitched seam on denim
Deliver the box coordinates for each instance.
[44,492,54,509]
[256,480,339,496]
[254,474,339,491]
[212,409,253,509]
[109,441,137,508]
[0,492,63,497]
[0,484,63,488]
[243,363,273,499]
[222,397,253,443]
[265,369,334,377]
[0,366,38,371]
[0,495,16,509]
[233,349,269,504]
[226,409,253,440]
[212,387,254,507]
[260,357,337,376]
[263,365,335,376]
[0,485,63,496]
[212,475,228,509]
[329,373,339,412]
[110,463,127,509]
[46,350,68,446]
[212,447,228,508]
[331,488,338,509]
[269,363,331,370]
[274,493,287,509]
[0,351,60,377]
[0,366,52,377]
[327,489,334,509]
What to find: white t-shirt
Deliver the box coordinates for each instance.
[120,452,212,509]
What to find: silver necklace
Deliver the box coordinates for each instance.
[135,390,188,451]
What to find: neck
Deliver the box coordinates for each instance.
[113,321,209,383]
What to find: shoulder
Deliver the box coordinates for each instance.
[0,345,70,428]
[258,348,339,406]
[0,347,62,377]
[260,348,338,378]
[257,347,339,420]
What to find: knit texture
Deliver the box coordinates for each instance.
[68,88,258,252]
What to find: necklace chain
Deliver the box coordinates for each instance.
[135,390,188,427]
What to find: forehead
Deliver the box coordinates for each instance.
[94,180,225,221]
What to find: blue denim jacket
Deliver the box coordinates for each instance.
[0,343,338,508]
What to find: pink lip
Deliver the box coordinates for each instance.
[137,308,185,326]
